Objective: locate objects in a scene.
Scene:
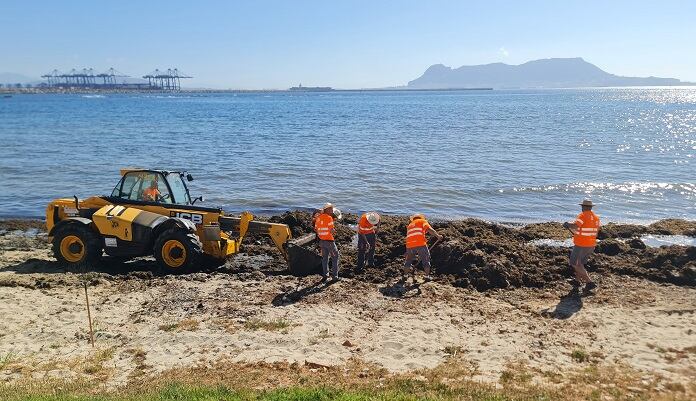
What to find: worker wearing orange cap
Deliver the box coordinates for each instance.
[403,213,442,282]
[315,203,340,281]
[563,200,601,291]
[357,211,380,271]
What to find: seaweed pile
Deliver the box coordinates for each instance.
[263,212,696,290]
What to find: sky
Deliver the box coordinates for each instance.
[1,0,695,89]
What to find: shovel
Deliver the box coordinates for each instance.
[410,236,443,274]
[428,237,442,252]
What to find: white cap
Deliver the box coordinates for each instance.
[322,202,334,210]
[410,213,425,221]
[366,212,380,225]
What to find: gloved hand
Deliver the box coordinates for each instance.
[562,222,570,229]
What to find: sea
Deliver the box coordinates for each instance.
[1,88,695,223]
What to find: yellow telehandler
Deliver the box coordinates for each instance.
[46,168,319,273]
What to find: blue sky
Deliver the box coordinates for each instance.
[1,0,695,89]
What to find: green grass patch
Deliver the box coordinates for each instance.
[158,319,199,332]
[0,382,546,401]
[0,351,17,370]
[243,318,293,332]
[570,349,590,363]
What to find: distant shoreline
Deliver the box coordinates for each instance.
[5,85,696,95]
[0,87,494,95]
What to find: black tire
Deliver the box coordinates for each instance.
[153,227,203,272]
[51,223,102,270]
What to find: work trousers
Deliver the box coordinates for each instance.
[319,240,340,277]
[569,245,594,283]
[404,245,431,275]
[357,233,376,270]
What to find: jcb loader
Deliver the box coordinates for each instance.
[46,169,320,273]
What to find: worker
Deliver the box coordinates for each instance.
[403,213,442,282]
[357,211,380,271]
[563,200,600,291]
[142,179,160,202]
[315,203,340,281]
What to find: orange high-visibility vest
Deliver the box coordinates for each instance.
[358,214,375,235]
[143,187,160,201]
[405,218,431,249]
[573,211,600,247]
[315,213,335,241]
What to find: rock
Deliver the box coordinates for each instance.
[342,340,355,347]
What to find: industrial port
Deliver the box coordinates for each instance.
[0,68,192,92]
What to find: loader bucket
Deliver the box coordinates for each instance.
[286,233,322,276]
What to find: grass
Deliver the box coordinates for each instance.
[243,318,294,332]
[570,349,590,363]
[0,351,17,369]
[499,362,533,386]
[80,348,116,377]
[2,356,695,401]
[308,329,332,345]
[158,319,199,332]
[124,348,149,378]
[442,345,464,357]
[0,383,546,401]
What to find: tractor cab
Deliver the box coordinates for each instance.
[110,169,195,206]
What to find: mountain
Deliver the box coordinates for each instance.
[407,58,691,89]
[0,72,40,84]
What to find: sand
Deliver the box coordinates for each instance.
[0,217,695,391]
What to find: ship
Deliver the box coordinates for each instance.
[288,83,334,92]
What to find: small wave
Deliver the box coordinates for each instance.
[529,238,573,247]
[504,182,696,195]
[81,95,105,98]
[640,235,696,247]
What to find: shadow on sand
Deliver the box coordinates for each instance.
[1,257,166,277]
[271,277,336,306]
[379,277,422,299]
[541,287,584,319]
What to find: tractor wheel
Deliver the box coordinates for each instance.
[153,228,203,272]
[52,224,103,269]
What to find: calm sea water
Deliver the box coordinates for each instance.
[1,89,695,223]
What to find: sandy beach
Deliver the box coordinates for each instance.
[1,215,695,398]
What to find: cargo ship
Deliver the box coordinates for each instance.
[288,83,334,92]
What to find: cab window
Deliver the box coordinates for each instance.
[166,174,191,205]
[112,172,173,204]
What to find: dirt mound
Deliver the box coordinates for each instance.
[259,212,696,291]
[648,219,696,236]
[597,223,648,239]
